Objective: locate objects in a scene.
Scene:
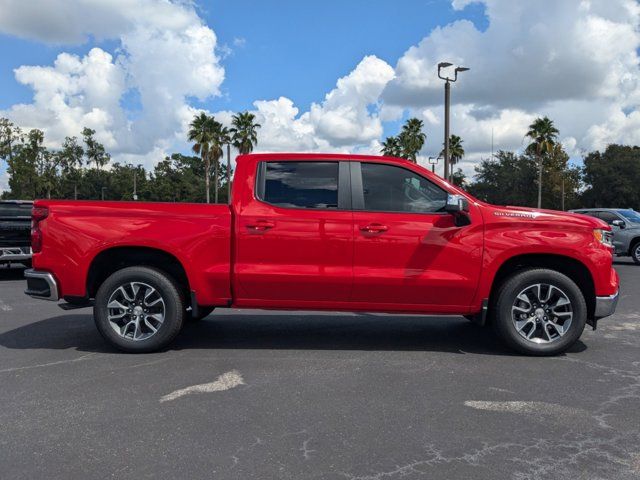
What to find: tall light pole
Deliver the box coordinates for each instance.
[133,171,138,201]
[428,155,441,174]
[438,62,469,182]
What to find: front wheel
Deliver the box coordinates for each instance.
[94,266,184,353]
[492,269,587,356]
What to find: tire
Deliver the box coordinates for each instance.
[94,266,184,353]
[186,306,214,321]
[631,241,640,265]
[491,268,587,356]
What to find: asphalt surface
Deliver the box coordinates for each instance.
[0,260,639,480]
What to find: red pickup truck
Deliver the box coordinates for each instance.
[25,153,619,355]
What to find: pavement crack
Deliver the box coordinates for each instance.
[0,352,99,373]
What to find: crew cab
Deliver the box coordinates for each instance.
[25,153,619,355]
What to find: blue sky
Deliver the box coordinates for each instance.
[0,1,487,117]
[0,0,639,189]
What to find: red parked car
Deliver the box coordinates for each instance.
[25,153,619,355]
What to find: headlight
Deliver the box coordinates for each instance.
[593,229,613,248]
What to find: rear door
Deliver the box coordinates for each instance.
[234,160,353,306]
[350,161,483,312]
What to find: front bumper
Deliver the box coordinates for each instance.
[594,290,619,319]
[0,246,32,262]
[24,269,59,301]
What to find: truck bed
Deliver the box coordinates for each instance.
[33,200,232,306]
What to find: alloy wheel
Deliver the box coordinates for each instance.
[511,283,573,344]
[106,282,166,341]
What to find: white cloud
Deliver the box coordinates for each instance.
[0,0,224,169]
[382,0,640,163]
[0,0,198,44]
[243,55,395,153]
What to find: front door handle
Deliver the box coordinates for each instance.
[247,220,275,231]
[359,223,388,233]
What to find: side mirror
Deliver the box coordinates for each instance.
[612,219,625,229]
[445,194,469,214]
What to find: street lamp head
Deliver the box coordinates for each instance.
[438,62,453,69]
[455,67,470,73]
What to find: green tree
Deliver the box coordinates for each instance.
[188,112,217,203]
[208,119,227,203]
[56,136,84,199]
[230,112,260,155]
[525,116,559,208]
[451,168,467,188]
[467,151,539,207]
[82,127,110,170]
[106,163,149,201]
[440,134,465,181]
[581,145,640,209]
[398,118,426,162]
[229,112,260,201]
[381,136,402,157]
[0,118,22,164]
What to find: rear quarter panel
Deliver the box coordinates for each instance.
[32,200,231,305]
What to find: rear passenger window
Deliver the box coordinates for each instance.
[260,162,339,209]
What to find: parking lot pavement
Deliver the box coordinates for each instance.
[1,260,639,480]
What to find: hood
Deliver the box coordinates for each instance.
[487,204,608,229]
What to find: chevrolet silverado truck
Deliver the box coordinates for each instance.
[0,200,33,267]
[24,153,619,355]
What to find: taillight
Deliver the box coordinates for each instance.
[31,206,49,253]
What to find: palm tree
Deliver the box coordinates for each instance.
[230,112,261,155]
[381,136,401,157]
[398,118,426,163]
[188,112,215,203]
[211,122,228,203]
[526,116,559,208]
[230,112,260,200]
[440,135,465,181]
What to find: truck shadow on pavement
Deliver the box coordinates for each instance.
[0,311,587,356]
[0,267,27,281]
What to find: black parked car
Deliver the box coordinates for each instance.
[0,200,33,267]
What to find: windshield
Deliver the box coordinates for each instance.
[619,209,640,223]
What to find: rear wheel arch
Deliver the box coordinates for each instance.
[489,254,596,319]
[86,246,191,302]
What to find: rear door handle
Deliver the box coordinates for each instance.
[359,223,388,233]
[247,220,275,231]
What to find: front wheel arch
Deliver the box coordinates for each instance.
[488,254,596,320]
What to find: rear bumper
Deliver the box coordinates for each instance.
[594,290,619,319]
[24,269,59,301]
[0,246,32,262]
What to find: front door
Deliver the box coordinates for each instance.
[350,161,483,312]
[234,160,353,307]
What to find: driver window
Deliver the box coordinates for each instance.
[361,163,447,213]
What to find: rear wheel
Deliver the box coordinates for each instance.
[631,241,640,265]
[492,268,586,356]
[94,266,184,353]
